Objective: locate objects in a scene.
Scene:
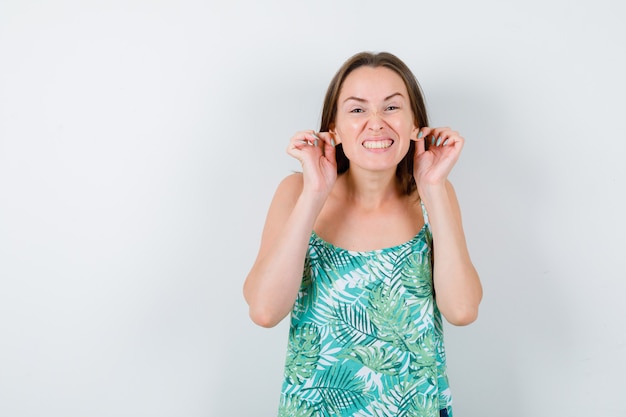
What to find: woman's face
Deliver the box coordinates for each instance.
[333,66,419,173]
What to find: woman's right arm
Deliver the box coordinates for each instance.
[243,131,336,328]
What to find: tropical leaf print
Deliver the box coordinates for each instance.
[400,252,433,299]
[302,366,372,416]
[407,328,437,368]
[296,256,313,303]
[278,394,316,417]
[383,245,414,288]
[383,379,439,417]
[296,237,370,324]
[330,302,377,346]
[317,341,342,368]
[342,345,402,376]
[309,235,368,282]
[368,283,420,352]
[285,323,321,385]
[280,224,451,415]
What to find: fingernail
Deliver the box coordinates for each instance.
[443,139,449,146]
[331,139,336,147]
[431,136,435,146]
[436,137,442,146]
[417,131,423,139]
[314,139,319,147]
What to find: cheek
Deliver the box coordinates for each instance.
[335,120,361,144]
[392,115,415,132]
[399,138,412,156]
[337,117,361,131]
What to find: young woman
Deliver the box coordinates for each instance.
[244,51,482,417]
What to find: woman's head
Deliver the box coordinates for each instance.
[320,52,429,195]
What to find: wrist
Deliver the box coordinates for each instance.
[417,180,447,193]
[417,181,447,200]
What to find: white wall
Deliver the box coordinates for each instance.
[1,1,625,416]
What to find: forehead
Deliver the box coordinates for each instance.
[339,66,408,99]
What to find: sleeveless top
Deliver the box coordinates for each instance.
[278,206,453,417]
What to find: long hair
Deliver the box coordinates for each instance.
[319,52,429,196]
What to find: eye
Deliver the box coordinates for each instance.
[386,105,399,111]
[350,108,364,113]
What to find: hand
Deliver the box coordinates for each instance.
[287,130,337,196]
[412,127,464,188]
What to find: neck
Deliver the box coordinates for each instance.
[340,167,402,210]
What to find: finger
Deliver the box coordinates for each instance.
[298,130,321,143]
[417,127,434,150]
[316,131,335,147]
[287,142,307,162]
[429,127,450,138]
[318,132,336,161]
[429,127,456,147]
[288,138,311,152]
[424,133,440,147]
[439,130,463,147]
[428,128,443,147]
[308,131,321,148]
[287,132,319,162]
[414,129,426,155]
[289,131,319,150]
[288,144,323,167]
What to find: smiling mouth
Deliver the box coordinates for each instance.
[363,139,393,149]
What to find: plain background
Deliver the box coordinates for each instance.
[1,0,625,416]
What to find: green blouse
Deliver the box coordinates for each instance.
[279,207,452,417]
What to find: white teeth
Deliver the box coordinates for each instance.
[363,140,392,149]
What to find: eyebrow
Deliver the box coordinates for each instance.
[343,92,404,104]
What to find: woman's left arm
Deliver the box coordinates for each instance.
[420,180,482,326]
[413,127,483,326]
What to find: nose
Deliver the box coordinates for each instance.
[367,111,385,131]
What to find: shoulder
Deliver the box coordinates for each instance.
[275,172,304,201]
[265,173,304,217]
[258,173,305,248]
[279,172,304,189]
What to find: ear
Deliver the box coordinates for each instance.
[411,126,420,140]
[329,123,342,144]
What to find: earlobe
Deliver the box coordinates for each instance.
[411,127,420,140]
